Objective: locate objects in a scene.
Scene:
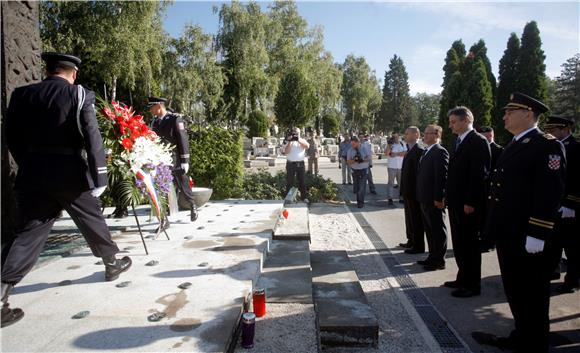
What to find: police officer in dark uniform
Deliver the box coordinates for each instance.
[147,97,198,226]
[1,52,132,328]
[472,93,566,353]
[545,115,580,293]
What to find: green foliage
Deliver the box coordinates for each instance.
[496,33,521,144]
[247,110,270,138]
[516,21,547,102]
[188,126,244,199]
[321,110,341,138]
[239,169,339,202]
[378,55,414,134]
[554,54,580,127]
[275,66,319,130]
[341,55,381,133]
[463,58,493,127]
[411,93,441,130]
[438,40,466,148]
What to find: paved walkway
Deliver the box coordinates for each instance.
[317,158,580,353]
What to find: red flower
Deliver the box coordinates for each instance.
[121,138,133,150]
[103,107,115,119]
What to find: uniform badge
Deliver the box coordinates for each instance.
[548,155,561,170]
[522,138,530,143]
[178,122,185,130]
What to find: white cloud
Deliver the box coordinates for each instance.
[409,79,442,95]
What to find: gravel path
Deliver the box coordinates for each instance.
[235,203,437,353]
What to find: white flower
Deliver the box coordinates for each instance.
[127,136,173,171]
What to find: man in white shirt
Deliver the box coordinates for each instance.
[282,127,310,202]
[385,133,407,205]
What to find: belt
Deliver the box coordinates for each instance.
[28,146,85,155]
[287,160,304,164]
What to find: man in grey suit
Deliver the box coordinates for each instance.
[416,124,449,271]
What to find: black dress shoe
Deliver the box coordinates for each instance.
[423,262,445,271]
[451,288,481,298]
[399,242,413,248]
[550,272,561,281]
[404,248,424,254]
[443,280,462,288]
[556,283,579,294]
[417,259,433,265]
[104,256,132,281]
[1,304,24,328]
[472,331,516,350]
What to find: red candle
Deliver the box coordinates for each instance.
[252,288,266,317]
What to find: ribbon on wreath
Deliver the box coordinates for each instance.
[134,168,161,221]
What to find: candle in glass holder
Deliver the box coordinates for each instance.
[252,288,266,317]
[241,312,256,349]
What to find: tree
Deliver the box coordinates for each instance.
[412,93,441,130]
[321,110,341,138]
[274,66,319,129]
[463,57,493,127]
[554,54,580,125]
[495,33,520,143]
[341,55,379,133]
[515,21,547,102]
[216,1,273,127]
[378,54,413,134]
[41,1,167,104]
[438,40,466,147]
[247,110,270,138]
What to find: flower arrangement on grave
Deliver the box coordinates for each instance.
[96,100,173,219]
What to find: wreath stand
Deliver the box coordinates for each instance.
[130,204,170,255]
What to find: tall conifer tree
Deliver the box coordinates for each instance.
[496,33,520,143]
[463,58,493,127]
[438,40,466,147]
[515,21,547,102]
[379,55,413,133]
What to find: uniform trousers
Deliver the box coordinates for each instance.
[2,187,119,285]
[341,157,352,184]
[420,203,448,265]
[307,157,319,174]
[286,161,307,200]
[550,216,580,287]
[404,197,424,251]
[448,207,481,290]
[497,239,551,353]
[173,168,196,207]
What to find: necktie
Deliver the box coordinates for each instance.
[455,137,461,151]
[419,149,427,165]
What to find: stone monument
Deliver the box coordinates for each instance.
[1,1,42,246]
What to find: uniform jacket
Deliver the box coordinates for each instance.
[486,129,566,242]
[416,143,449,204]
[400,143,424,199]
[445,130,491,209]
[151,113,190,168]
[561,134,580,211]
[489,141,503,169]
[6,76,107,191]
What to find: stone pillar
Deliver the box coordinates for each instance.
[1,1,42,245]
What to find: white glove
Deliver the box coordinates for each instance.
[91,186,107,198]
[559,206,576,219]
[181,163,189,173]
[525,236,545,254]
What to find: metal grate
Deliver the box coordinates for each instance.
[351,212,470,353]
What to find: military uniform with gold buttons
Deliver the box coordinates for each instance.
[484,93,566,352]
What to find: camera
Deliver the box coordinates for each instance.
[354,153,363,163]
[287,128,299,142]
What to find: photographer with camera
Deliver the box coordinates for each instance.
[282,127,310,203]
[347,135,372,208]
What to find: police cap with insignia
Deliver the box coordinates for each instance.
[41,52,81,71]
[502,92,549,114]
[147,96,168,108]
[544,115,574,129]
[477,126,493,133]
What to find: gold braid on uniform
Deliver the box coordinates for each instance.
[528,217,554,229]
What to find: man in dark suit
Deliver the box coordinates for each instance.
[399,126,425,253]
[444,107,491,298]
[148,97,198,228]
[478,126,503,169]
[1,52,132,328]
[416,124,449,271]
[472,93,566,353]
[544,115,579,293]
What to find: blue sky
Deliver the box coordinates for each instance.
[164,1,579,95]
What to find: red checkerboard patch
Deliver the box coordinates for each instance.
[548,155,561,170]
